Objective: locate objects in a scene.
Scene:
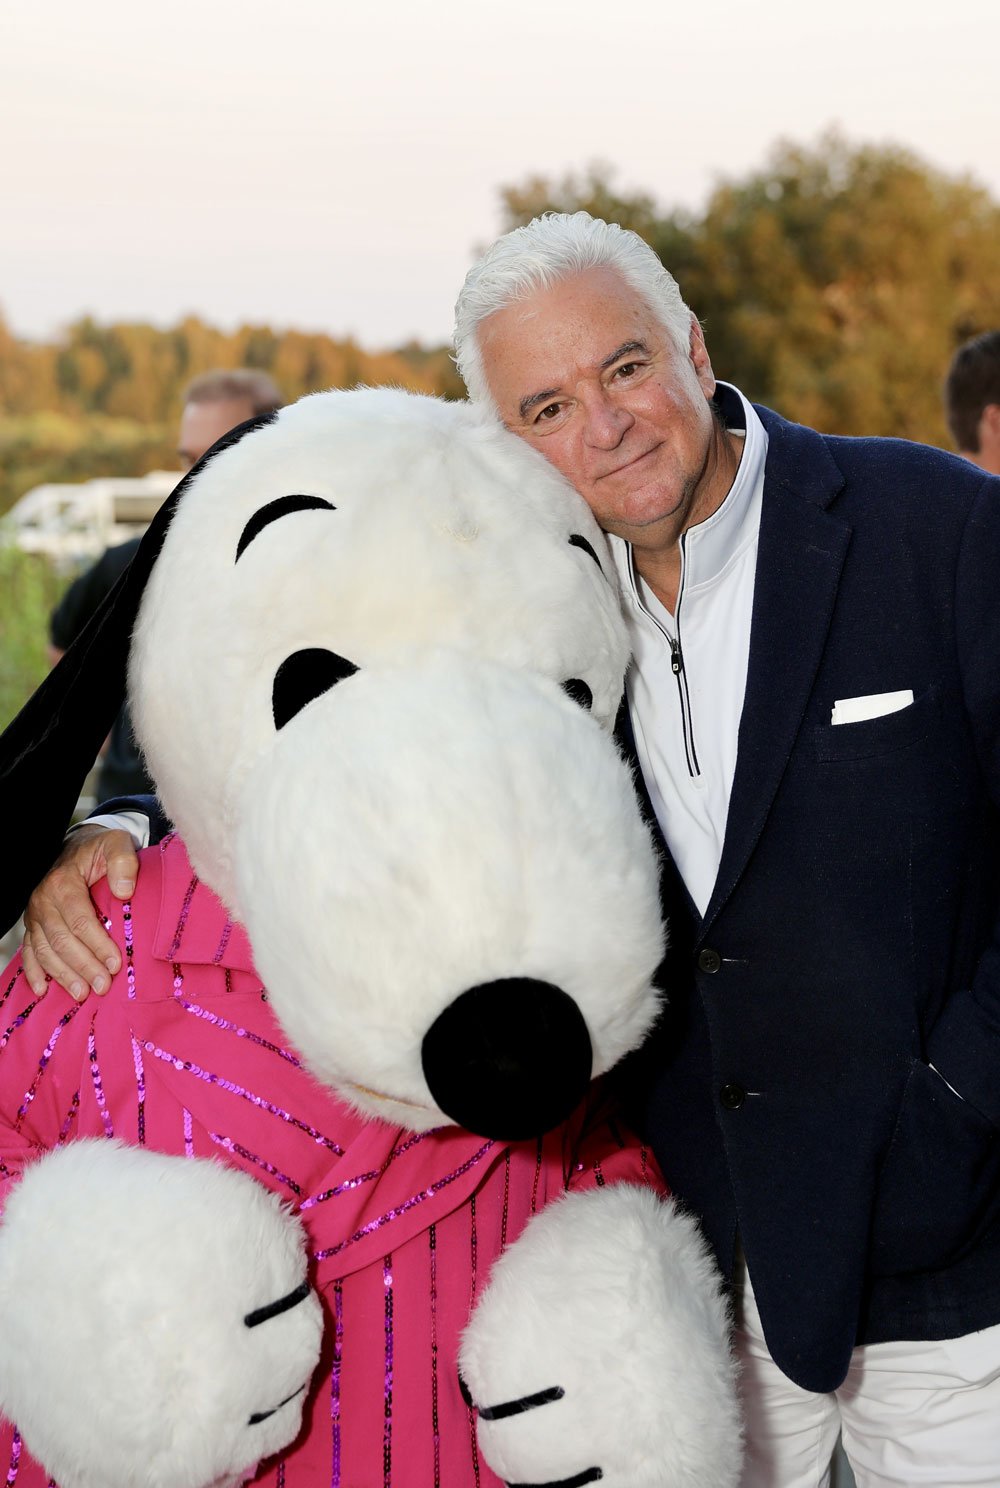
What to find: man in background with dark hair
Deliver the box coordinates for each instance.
[48,369,284,796]
[944,331,1000,476]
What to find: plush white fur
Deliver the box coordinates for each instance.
[459,1185,742,1488]
[236,654,663,1127]
[15,386,743,1486]
[0,1140,323,1488]
[131,389,630,914]
[129,388,665,1129]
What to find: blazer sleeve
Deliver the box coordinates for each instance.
[87,793,171,845]
[926,472,1000,1126]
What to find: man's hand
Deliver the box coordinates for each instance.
[21,826,139,1000]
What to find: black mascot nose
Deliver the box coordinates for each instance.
[421,978,593,1141]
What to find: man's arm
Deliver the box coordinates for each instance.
[20,795,167,1001]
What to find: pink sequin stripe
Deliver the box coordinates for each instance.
[0,1000,41,1054]
[123,901,136,1000]
[208,1131,301,1197]
[0,964,24,1013]
[141,1042,344,1153]
[172,993,301,1067]
[530,1137,543,1215]
[5,1429,19,1486]
[429,1225,440,1488]
[301,1130,435,1212]
[167,874,199,960]
[88,1024,114,1137]
[313,1142,495,1261]
[183,1107,194,1157]
[500,1149,511,1252]
[467,1194,481,1488]
[330,1279,344,1488]
[57,1089,81,1144]
[14,1004,80,1130]
[382,1254,394,1488]
[276,1462,285,1488]
[212,920,234,965]
[131,1035,146,1145]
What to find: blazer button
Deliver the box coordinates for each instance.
[720,1083,746,1110]
[698,948,722,974]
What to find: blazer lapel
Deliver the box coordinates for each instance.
[701,410,851,934]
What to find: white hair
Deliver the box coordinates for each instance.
[453,211,693,410]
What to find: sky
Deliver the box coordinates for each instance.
[1,0,997,351]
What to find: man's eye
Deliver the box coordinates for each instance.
[535,402,562,423]
[614,361,641,379]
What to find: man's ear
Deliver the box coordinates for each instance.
[981,404,1000,441]
[688,314,717,401]
[970,404,1000,477]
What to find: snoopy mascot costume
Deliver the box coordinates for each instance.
[0,389,741,1488]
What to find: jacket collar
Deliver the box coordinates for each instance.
[699,404,850,933]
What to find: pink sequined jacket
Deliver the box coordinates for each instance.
[0,834,660,1488]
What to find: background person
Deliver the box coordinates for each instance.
[944,330,1000,475]
[47,369,284,798]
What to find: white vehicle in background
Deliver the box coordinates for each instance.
[5,469,176,569]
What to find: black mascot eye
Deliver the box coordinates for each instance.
[561,678,593,711]
[272,649,358,729]
[568,533,603,574]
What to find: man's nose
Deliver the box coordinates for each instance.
[582,392,633,449]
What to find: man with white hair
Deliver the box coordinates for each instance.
[450,213,1000,1487]
[12,215,1000,1486]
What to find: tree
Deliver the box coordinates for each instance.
[498,134,1000,443]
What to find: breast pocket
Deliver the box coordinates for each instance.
[810,685,939,764]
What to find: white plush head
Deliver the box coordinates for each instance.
[131,389,664,1138]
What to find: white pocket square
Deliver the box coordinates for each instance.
[831,689,914,725]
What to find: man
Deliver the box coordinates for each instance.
[944,330,1000,475]
[12,216,1000,1486]
[46,369,284,798]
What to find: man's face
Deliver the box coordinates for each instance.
[177,397,257,470]
[478,267,724,545]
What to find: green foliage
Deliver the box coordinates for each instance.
[499,133,1000,443]
[0,412,173,517]
[0,315,465,516]
[0,542,69,731]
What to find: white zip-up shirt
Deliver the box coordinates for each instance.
[609,385,768,916]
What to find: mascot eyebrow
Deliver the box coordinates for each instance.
[236,495,337,562]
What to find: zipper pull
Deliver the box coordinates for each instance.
[670,640,683,676]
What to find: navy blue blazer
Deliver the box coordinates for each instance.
[624,399,1000,1392]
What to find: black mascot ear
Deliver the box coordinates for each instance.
[0,411,278,934]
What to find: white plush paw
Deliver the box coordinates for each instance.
[460,1184,742,1488]
[0,1140,324,1488]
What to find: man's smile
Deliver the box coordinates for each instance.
[598,443,662,481]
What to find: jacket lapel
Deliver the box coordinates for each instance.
[700,409,851,934]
